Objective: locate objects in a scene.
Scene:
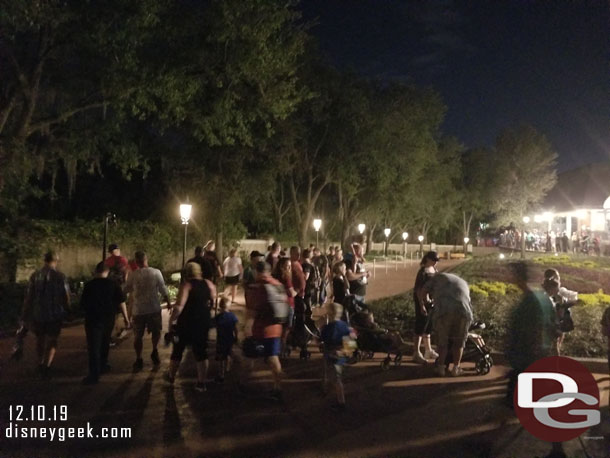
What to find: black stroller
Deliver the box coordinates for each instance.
[441,321,493,375]
[345,298,407,371]
[284,301,320,360]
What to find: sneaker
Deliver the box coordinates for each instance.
[413,352,427,364]
[195,382,207,392]
[132,358,143,372]
[434,365,446,377]
[451,366,464,377]
[151,349,160,367]
[163,371,175,385]
[424,349,439,360]
[82,375,99,385]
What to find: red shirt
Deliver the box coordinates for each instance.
[280,275,295,309]
[291,260,305,298]
[247,275,284,339]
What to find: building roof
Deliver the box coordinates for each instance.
[543,162,610,212]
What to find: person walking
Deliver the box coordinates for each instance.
[265,242,281,271]
[104,243,130,343]
[313,247,330,306]
[203,241,223,283]
[272,257,297,356]
[301,249,320,309]
[223,248,243,304]
[165,262,216,391]
[241,261,288,401]
[81,262,129,385]
[243,250,263,288]
[420,272,473,376]
[124,251,171,372]
[186,246,214,281]
[290,246,306,313]
[214,296,238,383]
[412,251,439,364]
[21,251,70,379]
[320,302,355,411]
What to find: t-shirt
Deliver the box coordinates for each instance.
[187,255,214,281]
[424,273,473,320]
[81,277,125,325]
[279,276,295,308]
[413,266,436,306]
[247,275,284,339]
[346,258,367,297]
[321,320,351,351]
[333,276,348,305]
[291,260,306,297]
[243,266,256,288]
[25,266,70,323]
[124,267,169,316]
[215,311,238,345]
[223,256,242,277]
[313,255,328,280]
[204,251,221,280]
[104,255,128,285]
[302,261,318,295]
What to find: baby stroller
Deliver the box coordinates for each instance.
[441,321,493,375]
[284,301,320,360]
[349,311,407,371]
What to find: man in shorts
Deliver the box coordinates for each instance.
[21,251,70,379]
[420,273,473,377]
[124,251,171,372]
[242,261,287,401]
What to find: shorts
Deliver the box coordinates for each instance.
[32,320,62,338]
[263,337,281,357]
[132,312,162,336]
[171,336,208,362]
[434,314,471,349]
[216,340,234,360]
[414,302,432,335]
[225,275,240,286]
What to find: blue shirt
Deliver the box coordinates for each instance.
[215,311,238,345]
[321,320,350,350]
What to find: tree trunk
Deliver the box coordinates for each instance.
[216,229,224,264]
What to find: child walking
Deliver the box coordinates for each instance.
[214,297,238,382]
[320,302,355,411]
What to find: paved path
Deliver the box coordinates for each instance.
[1,259,609,458]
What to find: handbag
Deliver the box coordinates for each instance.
[559,309,574,333]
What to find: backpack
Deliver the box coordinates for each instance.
[558,308,574,333]
[264,283,290,324]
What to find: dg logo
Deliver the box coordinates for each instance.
[515,356,601,442]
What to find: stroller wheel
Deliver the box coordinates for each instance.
[394,354,403,366]
[381,357,391,371]
[475,356,491,375]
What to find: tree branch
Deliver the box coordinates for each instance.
[27,101,106,135]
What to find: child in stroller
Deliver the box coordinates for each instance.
[350,310,409,370]
[284,297,320,359]
[440,321,493,375]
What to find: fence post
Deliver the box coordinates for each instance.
[385,256,388,274]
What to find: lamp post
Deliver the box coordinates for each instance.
[384,228,391,257]
[418,235,424,256]
[402,232,408,257]
[463,236,470,255]
[102,212,117,262]
[313,218,322,247]
[521,216,530,259]
[180,203,192,267]
[358,223,366,234]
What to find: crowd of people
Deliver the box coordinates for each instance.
[481,227,603,255]
[14,238,609,424]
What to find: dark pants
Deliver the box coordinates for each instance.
[86,320,114,380]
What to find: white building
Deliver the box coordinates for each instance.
[541,163,610,236]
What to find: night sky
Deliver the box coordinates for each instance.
[300,0,609,171]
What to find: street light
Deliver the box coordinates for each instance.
[313,218,322,247]
[180,203,192,267]
[521,216,530,259]
[402,232,408,257]
[358,223,366,234]
[463,236,470,255]
[418,234,424,256]
[384,228,391,256]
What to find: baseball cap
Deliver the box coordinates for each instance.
[108,243,119,252]
[424,251,440,262]
[250,250,264,259]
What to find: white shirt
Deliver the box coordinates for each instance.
[223,256,242,277]
[124,267,169,316]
